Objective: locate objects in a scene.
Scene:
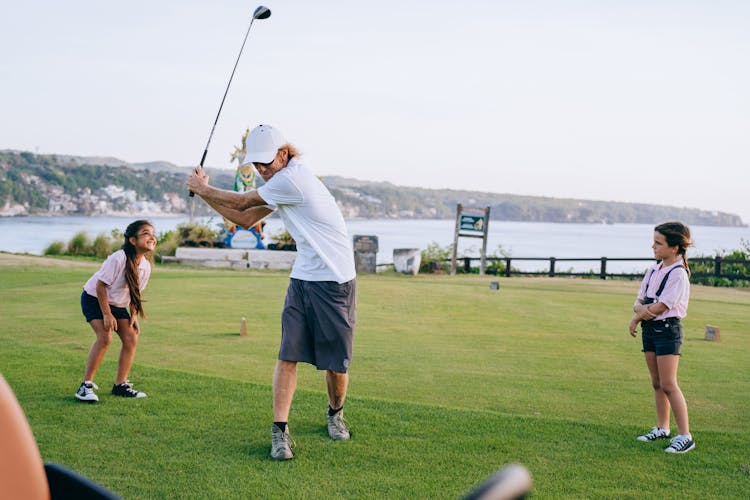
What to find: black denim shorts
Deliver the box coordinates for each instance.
[80,291,130,322]
[641,318,683,356]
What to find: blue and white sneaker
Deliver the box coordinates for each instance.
[637,427,670,442]
[665,434,695,454]
[75,381,99,402]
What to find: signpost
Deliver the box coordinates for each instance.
[451,204,491,275]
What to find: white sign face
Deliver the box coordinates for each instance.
[230,229,260,249]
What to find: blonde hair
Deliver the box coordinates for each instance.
[279,143,301,160]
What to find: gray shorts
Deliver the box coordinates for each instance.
[279,278,356,373]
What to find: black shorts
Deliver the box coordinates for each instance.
[81,291,130,322]
[641,318,683,356]
[279,278,356,373]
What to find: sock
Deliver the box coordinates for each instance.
[274,422,287,432]
[328,405,343,417]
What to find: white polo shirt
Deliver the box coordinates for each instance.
[257,158,355,284]
[83,250,151,307]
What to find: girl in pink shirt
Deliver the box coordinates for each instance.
[628,222,695,453]
[75,220,155,402]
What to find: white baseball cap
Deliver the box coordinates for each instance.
[241,124,286,165]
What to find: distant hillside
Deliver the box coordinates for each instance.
[322,176,745,227]
[0,150,745,226]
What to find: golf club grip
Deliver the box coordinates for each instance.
[189,150,209,197]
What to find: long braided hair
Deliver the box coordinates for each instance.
[122,220,153,318]
[655,221,692,277]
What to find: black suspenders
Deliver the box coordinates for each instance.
[643,264,685,304]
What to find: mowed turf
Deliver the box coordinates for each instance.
[1,254,749,498]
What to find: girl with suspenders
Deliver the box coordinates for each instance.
[628,222,695,454]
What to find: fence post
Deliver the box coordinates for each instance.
[549,257,556,277]
[600,257,607,280]
[505,258,511,277]
[464,257,471,273]
[714,256,722,277]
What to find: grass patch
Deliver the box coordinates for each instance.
[1,256,749,498]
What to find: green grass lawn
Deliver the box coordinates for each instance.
[1,255,749,498]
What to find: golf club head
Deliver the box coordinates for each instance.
[253,6,271,20]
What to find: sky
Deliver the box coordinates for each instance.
[2,1,749,222]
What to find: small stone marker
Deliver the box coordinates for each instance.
[353,235,378,273]
[489,281,499,290]
[704,324,720,342]
[240,317,248,337]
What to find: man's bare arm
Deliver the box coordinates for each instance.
[202,196,273,230]
[187,166,267,211]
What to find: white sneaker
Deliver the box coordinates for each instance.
[75,381,99,402]
[636,426,670,442]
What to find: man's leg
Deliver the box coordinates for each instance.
[273,360,297,422]
[326,370,348,410]
[326,370,350,440]
[271,360,297,460]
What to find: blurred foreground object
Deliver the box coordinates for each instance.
[464,464,532,500]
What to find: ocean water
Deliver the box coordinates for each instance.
[0,216,747,273]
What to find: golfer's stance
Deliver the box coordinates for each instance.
[188,124,356,461]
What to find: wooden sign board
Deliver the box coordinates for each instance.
[704,325,720,342]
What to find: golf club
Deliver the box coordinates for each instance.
[190,5,272,196]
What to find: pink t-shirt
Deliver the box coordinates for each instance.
[636,260,690,320]
[83,250,151,308]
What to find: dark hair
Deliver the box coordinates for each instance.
[122,220,153,318]
[655,221,692,276]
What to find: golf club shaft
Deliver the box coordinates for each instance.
[190,16,257,196]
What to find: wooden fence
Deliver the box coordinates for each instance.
[447,256,750,281]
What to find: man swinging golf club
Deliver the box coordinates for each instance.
[187,124,357,460]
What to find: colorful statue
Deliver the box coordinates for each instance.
[222,128,265,249]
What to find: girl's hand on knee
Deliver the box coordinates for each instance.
[103,314,116,333]
[130,317,140,335]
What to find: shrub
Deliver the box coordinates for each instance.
[66,231,90,256]
[155,229,179,261]
[267,229,296,251]
[176,222,219,247]
[691,240,750,287]
[91,233,115,259]
[44,241,65,256]
[420,242,452,273]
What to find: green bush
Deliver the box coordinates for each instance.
[91,233,115,259]
[155,229,179,261]
[267,228,296,250]
[66,231,90,256]
[43,241,65,256]
[691,239,750,287]
[419,242,452,273]
[176,222,219,247]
